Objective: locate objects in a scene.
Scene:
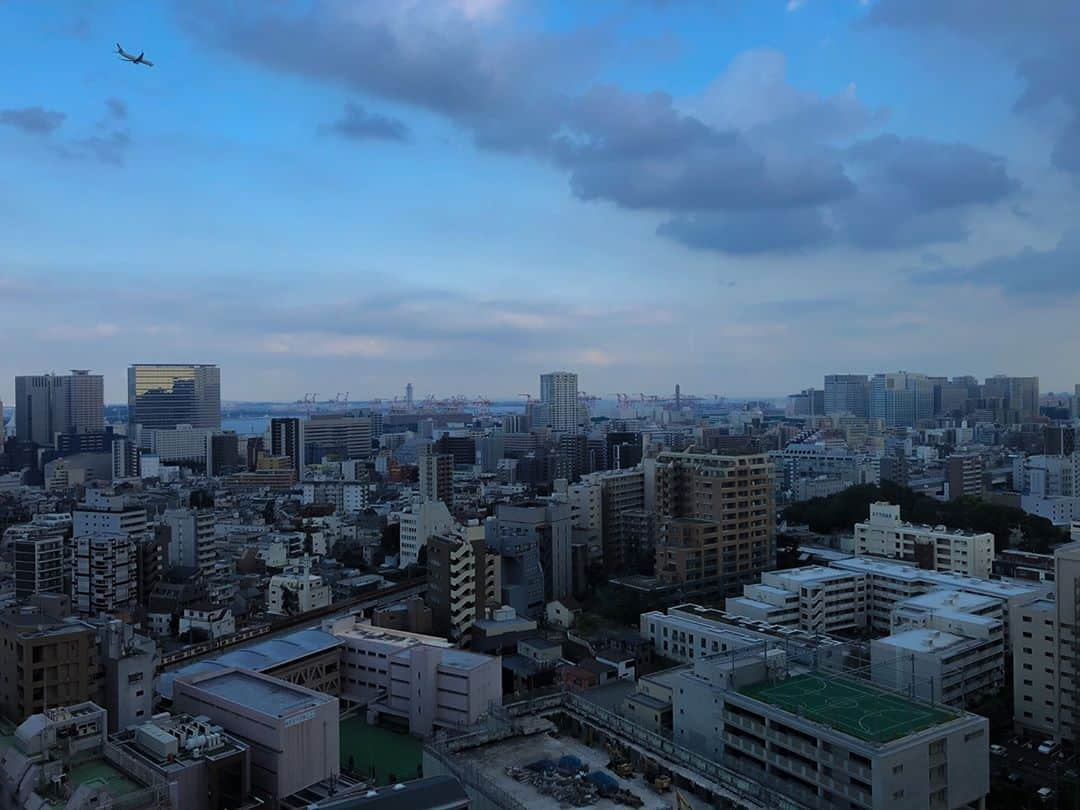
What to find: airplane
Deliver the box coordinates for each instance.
[116,43,153,67]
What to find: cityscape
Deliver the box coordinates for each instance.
[3,2,1079,810]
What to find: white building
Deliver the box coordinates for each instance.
[670,651,990,810]
[149,424,215,470]
[179,604,236,640]
[301,480,371,514]
[727,566,867,634]
[73,532,136,615]
[855,502,994,578]
[325,616,502,736]
[395,497,454,568]
[1011,597,1057,738]
[267,559,331,616]
[539,371,579,432]
[74,490,147,538]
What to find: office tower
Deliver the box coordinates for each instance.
[0,612,101,723]
[73,533,136,615]
[540,371,579,432]
[15,369,104,445]
[302,413,372,462]
[786,387,825,417]
[869,371,934,427]
[270,417,305,479]
[982,375,1040,422]
[406,382,414,407]
[653,449,775,598]
[1046,425,1077,457]
[127,363,221,430]
[946,454,986,501]
[418,443,453,505]
[111,436,141,481]
[12,528,65,598]
[486,501,572,616]
[163,508,217,578]
[211,431,240,475]
[435,433,476,467]
[823,373,870,417]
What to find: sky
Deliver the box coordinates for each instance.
[1,0,1079,403]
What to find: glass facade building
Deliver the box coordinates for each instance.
[127,364,221,430]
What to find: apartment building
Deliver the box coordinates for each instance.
[11,527,65,598]
[1011,597,1058,738]
[855,502,994,578]
[426,521,496,640]
[640,604,849,667]
[652,450,775,598]
[726,566,867,634]
[73,532,136,616]
[163,507,217,578]
[671,651,989,810]
[267,559,332,616]
[828,556,1041,636]
[396,498,454,568]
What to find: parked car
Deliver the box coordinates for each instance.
[990,744,1007,756]
[1038,740,1061,756]
[1037,787,1054,802]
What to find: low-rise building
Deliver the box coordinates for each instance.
[727,566,867,634]
[268,559,332,616]
[172,667,340,801]
[855,502,994,578]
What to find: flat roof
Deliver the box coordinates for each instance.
[877,628,968,652]
[740,672,955,744]
[1022,598,1056,614]
[187,670,331,717]
[899,589,1000,611]
[830,557,1039,597]
[773,566,859,584]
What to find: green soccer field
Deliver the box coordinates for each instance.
[740,673,955,743]
[339,716,423,785]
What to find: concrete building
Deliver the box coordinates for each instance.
[652,449,775,599]
[12,527,64,599]
[727,566,868,634]
[111,436,140,481]
[325,617,501,737]
[128,363,221,430]
[824,374,870,417]
[15,370,104,446]
[73,533,136,616]
[870,371,935,428]
[946,454,985,500]
[486,500,572,617]
[982,375,1039,423]
[270,416,305,480]
[598,467,648,571]
[268,559,332,616]
[396,498,454,568]
[149,424,215,469]
[425,521,492,641]
[0,612,101,723]
[303,413,373,462]
[172,667,339,801]
[163,508,217,578]
[539,371,579,432]
[854,502,995,578]
[1011,597,1058,738]
[418,443,454,506]
[97,618,157,732]
[107,712,251,810]
[73,489,148,539]
[669,651,989,810]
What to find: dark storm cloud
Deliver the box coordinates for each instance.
[0,106,66,134]
[869,0,1080,177]
[912,233,1080,298]
[181,0,1020,255]
[320,103,409,142]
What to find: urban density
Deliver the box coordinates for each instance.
[3,2,1078,809]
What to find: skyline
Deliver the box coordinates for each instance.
[3,1,1079,400]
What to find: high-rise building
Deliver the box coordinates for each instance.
[786,387,825,417]
[270,417,305,479]
[210,431,240,475]
[111,436,141,481]
[418,443,453,505]
[982,375,1040,422]
[869,371,934,427]
[540,371,579,433]
[426,522,491,640]
[15,369,104,445]
[406,382,414,407]
[653,449,775,598]
[127,364,221,430]
[823,374,870,417]
[302,414,372,462]
[163,508,217,578]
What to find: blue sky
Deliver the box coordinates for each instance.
[2,1,1078,403]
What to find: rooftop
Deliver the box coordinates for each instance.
[830,557,1041,597]
[772,566,859,584]
[183,669,332,717]
[898,589,1001,612]
[876,628,968,652]
[740,672,956,744]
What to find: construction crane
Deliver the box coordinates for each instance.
[335,392,349,412]
[301,392,318,416]
[518,393,536,404]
